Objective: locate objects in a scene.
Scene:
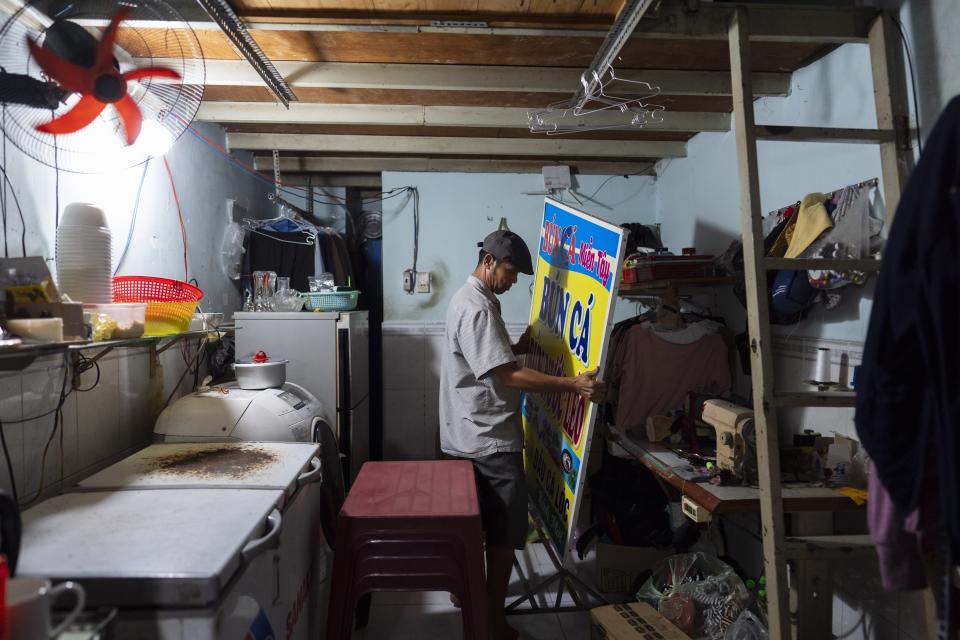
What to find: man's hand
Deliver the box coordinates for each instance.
[572,368,606,403]
[512,327,532,355]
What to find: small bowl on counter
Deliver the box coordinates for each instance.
[83,303,147,340]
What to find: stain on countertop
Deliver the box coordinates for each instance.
[151,445,277,478]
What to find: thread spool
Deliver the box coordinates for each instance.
[814,347,832,383]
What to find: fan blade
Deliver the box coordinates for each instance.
[36,93,106,135]
[27,38,90,92]
[96,8,133,71]
[124,67,181,82]
[114,94,143,145]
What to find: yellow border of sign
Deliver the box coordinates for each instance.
[523,197,627,559]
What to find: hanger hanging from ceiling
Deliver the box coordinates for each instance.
[528,65,666,135]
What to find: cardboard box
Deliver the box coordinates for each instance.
[595,543,671,594]
[6,301,85,340]
[591,602,691,640]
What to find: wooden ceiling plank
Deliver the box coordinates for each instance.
[130,28,826,71]
[222,122,692,141]
[224,4,873,42]
[632,5,874,44]
[200,86,734,111]
[181,59,791,96]
[197,101,730,132]
[255,155,657,175]
[228,132,686,158]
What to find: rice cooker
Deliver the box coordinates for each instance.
[155,382,331,443]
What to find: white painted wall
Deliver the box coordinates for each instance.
[0,122,273,505]
[381,171,657,324]
[379,171,656,459]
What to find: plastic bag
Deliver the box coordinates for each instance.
[637,552,751,640]
[220,222,245,280]
[724,610,768,640]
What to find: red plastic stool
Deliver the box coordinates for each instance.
[325,460,491,640]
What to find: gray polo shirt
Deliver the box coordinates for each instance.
[439,275,522,458]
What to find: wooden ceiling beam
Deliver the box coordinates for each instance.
[278,173,384,187]
[176,59,791,97]
[255,156,658,176]
[220,5,875,43]
[198,102,730,132]
[228,133,686,158]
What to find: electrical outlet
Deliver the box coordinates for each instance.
[402,269,414,293]
[416,271,431,293]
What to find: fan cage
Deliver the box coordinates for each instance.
[0,0,205,173]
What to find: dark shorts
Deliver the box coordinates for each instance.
[470,452,528,550]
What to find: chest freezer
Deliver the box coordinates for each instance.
[21,443,332,640]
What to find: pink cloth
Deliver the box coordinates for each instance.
[868,465,937,590]
[614,326,730,430]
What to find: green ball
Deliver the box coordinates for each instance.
[706,462,715,469]
[758,590,767,598]
[746,580,756,589]
[759,576,767,586]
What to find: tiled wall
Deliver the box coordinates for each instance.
[382,322,525,461]
[0,344,201,505]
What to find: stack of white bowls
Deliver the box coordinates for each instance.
[55,203,113,304]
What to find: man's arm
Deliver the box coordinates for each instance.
[511,327,531,355]
[490,363,606,402]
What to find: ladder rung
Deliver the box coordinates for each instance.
[763,258,881,271]
[783,535,875,560]
[755,126,894,144]
[773,391,856,407]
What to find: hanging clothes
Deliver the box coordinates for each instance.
[242,229,317,292]
[856,96,960,557]
[613,325,730,431]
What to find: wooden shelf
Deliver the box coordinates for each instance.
[618,276,734,298]
[773,390,856,408]
[763,257,881,271]
[607,428,861,515]
[783,535,876,560]
[755,125,893,144]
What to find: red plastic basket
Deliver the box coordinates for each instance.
[112,276,204,336]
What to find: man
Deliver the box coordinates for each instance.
[439,229,606,640]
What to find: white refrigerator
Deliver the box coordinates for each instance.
[235,311,369,485]
[18,442,331,640]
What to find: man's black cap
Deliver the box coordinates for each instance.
[477,230,534,275]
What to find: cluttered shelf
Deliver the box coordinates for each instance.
[0,325,234,370]
[618,277,735,298]
[606,426,861,515]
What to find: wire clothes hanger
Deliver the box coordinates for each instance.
[528,66,666,135]
[241,195,318,246]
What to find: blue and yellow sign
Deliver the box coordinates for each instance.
[523,198,626,556]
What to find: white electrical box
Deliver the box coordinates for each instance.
[681,495,712,523]
[402,269,414,293]
[416,271,431,293]
[543,165,572,190]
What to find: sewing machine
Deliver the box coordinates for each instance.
[701,399,757,482]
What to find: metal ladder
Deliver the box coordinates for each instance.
[727,8,913,639]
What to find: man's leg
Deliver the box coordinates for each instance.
[470,452,527,640]
[487,544,518,640]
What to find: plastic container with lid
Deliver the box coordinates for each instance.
[83,303,147,340]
